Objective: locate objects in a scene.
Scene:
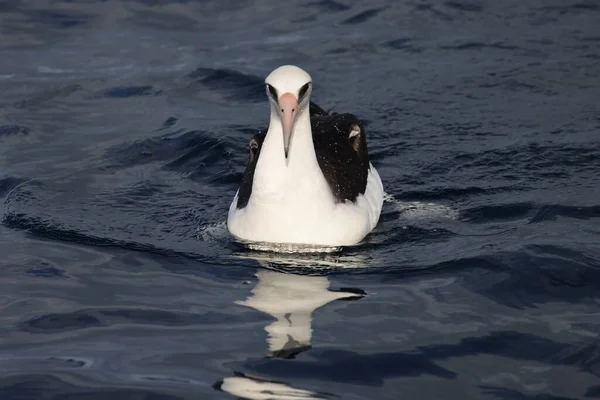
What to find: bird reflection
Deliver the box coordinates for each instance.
[236,269,365,359]
[215,251,366,400]
[215,372,334,400]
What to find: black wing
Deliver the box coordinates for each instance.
[236,129,266,209]
[311,112,370,203]
[235,101,370,209]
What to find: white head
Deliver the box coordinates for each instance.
[265,65,313,158]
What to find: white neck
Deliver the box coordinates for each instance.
[252,107,324,198]
[287,108,318,168]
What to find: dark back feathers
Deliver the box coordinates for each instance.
[236,101,370,209]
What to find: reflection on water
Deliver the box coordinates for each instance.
[245,242,343,254]
[238,270,364,359]
[217,268,364,399]
[217,372,333,400]
[2,0,599,398]
[230,244,371,272]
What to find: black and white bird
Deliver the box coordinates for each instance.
[227,65,384,246]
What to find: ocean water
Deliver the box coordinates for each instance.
[1,1,600,399]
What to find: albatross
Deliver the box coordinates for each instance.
[227,65,384,247]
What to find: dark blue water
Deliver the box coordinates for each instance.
[1,1,600,399]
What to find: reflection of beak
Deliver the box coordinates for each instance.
[277,93,299,158]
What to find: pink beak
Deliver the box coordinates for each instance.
[277,92,299,158]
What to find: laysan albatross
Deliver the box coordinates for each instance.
[227,65,384,247]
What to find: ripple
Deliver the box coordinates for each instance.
[443,1,484,12]
[47,357,90,369]
[103,130,200,169]
[307,0,349,12]
[242,347,457,385]
[103,129,236,184]
[413,3,453,20]
[529,204,600,223]
[444,143,600,187]
[543,2,600,15]
[420,330,600,374]
[342,8,385,24]
[25,266,67,278]
[163,134,233,181]
[0,176,25,198]
[103,86,162,98]
[479,79,557,95]
[22,311,103,333]
[0,374,184,400]
[396,187,489,201]
[1,211,229,267]
[395,201,459,221]
[457,247,600,308]
[383,38,423,53]
[12,84,82,110]
[27,9,94,29]
[19,307,234,334]
[481,386,579,400]
[370,225,456,247]
[383,193,459,221]
[0,125,30,137]
[440,41,519,50]
[187,68,265,103]
[0,356,92,370]
[461,202,536,223]
[159,116,179,130]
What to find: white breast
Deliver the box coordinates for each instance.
[227,110,384,247]
[227,163,383,247]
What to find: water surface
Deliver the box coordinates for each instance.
[1,1,600,399]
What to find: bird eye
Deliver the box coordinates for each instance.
[298,82,311,100]
[266,84,278,99]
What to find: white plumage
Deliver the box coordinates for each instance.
[227,65,384,247]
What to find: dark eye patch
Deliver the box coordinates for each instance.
[298,83,310,100]
[266,84,278,99]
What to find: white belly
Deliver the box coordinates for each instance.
[227,164,384,246]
